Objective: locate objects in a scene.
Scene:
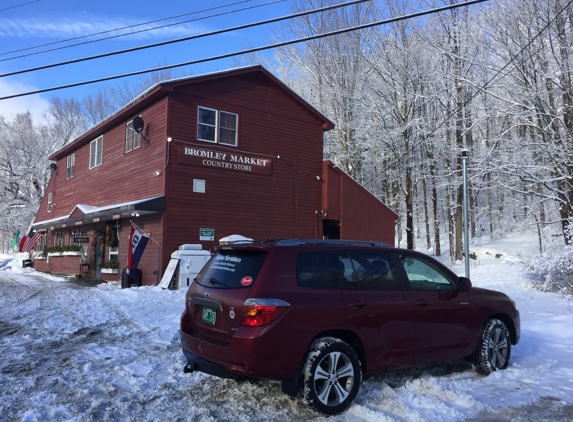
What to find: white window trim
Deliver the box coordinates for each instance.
[66,154,75,179]
[219,110,238,147]
[197,106,239,147]
[125,119,141,152]
[89,136,103,169]
[109,246,118,261]
[47,193,52,212]
[197,106,218,143]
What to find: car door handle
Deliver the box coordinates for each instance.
[415,299,428,307]
[350,301,367,308]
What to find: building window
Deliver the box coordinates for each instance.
[109,247,118,262]
[47,193,53,212]
[219,111,238,145]
[89,136,103,169]
[54,231,64,247]
[39,233,47,252]
[197,106,238,146]
[70,229,83,245]
[66,154,75,179]
[197,106,217,143]
[125,120,141,152]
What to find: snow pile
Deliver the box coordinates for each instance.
[0,256,31,273]
[527,242,573,293]
[1,233,573,421]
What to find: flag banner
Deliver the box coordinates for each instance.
[10,231,20,250]
[127,224,149,278]
[23,232,42,253]
[12,231,24,252]
[18,236,28,252]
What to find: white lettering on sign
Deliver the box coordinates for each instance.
[180,145,272,175]
[230,155,268,166]
[185,147,227,161]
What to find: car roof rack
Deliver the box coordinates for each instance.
[274,239,391,247]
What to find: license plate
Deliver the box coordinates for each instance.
[202,307,216,325]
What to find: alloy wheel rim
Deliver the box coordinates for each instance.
[313,351,355,406]
[488,327,509,368]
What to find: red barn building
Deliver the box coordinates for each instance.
[31,66,397,285]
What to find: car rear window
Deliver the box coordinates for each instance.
[195,250,267,289]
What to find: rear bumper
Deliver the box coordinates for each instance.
[180,310,310,381]
[182,349,253,381]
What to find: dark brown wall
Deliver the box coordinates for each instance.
[322,161,397,245]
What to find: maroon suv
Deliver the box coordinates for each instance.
[180,239,520,415]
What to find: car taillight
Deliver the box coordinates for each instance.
[241,298,290,327]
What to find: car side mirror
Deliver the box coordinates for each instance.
[459,277,472,291]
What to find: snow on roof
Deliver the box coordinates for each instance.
[32,195,164,227]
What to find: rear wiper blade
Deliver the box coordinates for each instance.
[209,277,230,288]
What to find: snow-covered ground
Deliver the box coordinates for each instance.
[1,232,573,421]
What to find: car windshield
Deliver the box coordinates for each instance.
[195,250,267,289]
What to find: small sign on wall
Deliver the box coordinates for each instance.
[74,237,90,243]
[200,228,214,241]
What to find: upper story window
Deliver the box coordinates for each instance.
[66,154,75,179]
[197,106,238,146]
[89,136,103,169]
[125,119,141,152]
[47,193,53,212]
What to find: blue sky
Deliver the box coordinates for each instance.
[0,0,292,118]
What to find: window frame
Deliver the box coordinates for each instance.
[54,231,64,247]
[197,106,218,143]
[70,229,83,245]
[296,252,341,290]
[89,135,103,169]
[197,106,238,147]
[339,251,402,291]
[125,119,141,152]
[66,154,75,179]
[47,193,53,212]
[218,110,238,146]
[398,253,457,291]
[109,246,118,262]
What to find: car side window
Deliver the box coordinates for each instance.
[398,254,456,290]
[297,252,340,289]
[339,252,402,290]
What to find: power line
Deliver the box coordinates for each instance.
[0,0,40,13]
[0,0,369,78]
[0,0,274,62]
[0,0,252,56]
[0,0,486,100]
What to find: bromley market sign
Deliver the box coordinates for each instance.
[178,146,272,176]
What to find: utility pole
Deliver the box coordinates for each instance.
[461,149,470,278]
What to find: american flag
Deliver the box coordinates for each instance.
[23,231,42,253]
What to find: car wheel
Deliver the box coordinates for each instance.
[473,319,511,375]
[301,337,362,416]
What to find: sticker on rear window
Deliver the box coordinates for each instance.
[241,276,253,286]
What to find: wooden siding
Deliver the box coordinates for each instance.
[322,161,398,245]
[162,73,324,260]
[32,68,337,286]
[34,98,169,225]
[116,215,164,286]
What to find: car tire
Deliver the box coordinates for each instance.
[473,319,511,375]
[301,337,362,416]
